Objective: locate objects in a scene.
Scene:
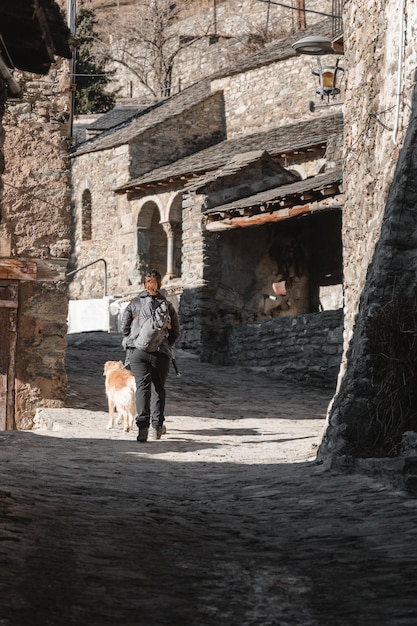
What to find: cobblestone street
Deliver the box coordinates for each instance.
[1,333,417,625]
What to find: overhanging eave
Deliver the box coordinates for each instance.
[204,195,344,231]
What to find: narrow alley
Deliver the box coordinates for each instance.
[1,333,417,625]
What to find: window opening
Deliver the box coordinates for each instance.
[81,189,92,241]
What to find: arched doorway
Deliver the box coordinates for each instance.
[136,201,166,278]
[168,194,183,279]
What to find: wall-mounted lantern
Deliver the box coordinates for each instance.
[292,35,335,55]
[310,56,344,110]
[291,35,344,112]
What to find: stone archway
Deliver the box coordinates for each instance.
[136,200,166,279]
[166,194,183,279]
[135,193,184,283]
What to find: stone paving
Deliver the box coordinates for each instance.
[1,333,417,625]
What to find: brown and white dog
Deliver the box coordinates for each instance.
[103,361,136,432]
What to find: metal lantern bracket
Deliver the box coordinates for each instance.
[311,56,344,102]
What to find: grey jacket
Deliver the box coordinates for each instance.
[121,290,181,359]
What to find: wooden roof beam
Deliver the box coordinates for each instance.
[204,196,344,231]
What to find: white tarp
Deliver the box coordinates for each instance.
[67,297,118,334]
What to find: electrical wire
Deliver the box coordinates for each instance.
[2,180,70,212]
[369,111,394,132]
[256,0,340,19]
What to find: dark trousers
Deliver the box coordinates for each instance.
[129,348,170,429]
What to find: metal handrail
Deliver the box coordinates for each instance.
[67,258,108,297]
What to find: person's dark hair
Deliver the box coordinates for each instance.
[143,269,162,295]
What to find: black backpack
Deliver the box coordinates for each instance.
[129,295,169,352]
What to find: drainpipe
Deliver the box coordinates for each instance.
[392,0,406,145]
[67,0,77,142]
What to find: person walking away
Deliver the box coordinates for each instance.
[121,269,181,442]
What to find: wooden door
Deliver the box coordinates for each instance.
[0,283,18,430]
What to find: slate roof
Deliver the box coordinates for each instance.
[70,79,213,156]
[202,169,343,231]
[86,106,147,132]
[210,18,335,80]
[204,169,343,216]
[114,112,343,193]
[0,0,72,75]
[184,149,299,194]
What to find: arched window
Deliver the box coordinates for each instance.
[169,195,183,278]
[81,189,92,241]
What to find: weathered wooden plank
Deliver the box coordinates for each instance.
[0,258,68,281]
[0,300,18,308]
[0,259,37,280]
[204,197,343,231]
[0,374,6,430]
[0,287,18,430]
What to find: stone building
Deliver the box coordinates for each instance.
[105,0,333,104]
[69,16,344,386]
[318,0,417,467]
[0,1,72,429]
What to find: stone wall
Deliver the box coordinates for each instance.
[0,85,5,198]
[210,52,341,138]
[69,146,131,299]
[129,92,226,178]
[337,0,415,362]
[2,65,72,257]
[171,0,304,92]
[318,0,417,462]
[227,309,343,388]
[1,59,72,428]
[15,280,69,429]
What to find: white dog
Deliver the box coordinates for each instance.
[103,361,136,432]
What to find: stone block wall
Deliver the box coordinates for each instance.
[171,0,298,93]
[129,91,226,178]
[210,51,341,138]
[2,64,72,258]
[15,280,69,429]
[0,86,5,199]
[338,0,416,357]
[174,190,210,351]
[1,59,72,428]
[227,309,343,387]
[318,0,417,462]
[69,145,131,299]
[179,198,207,290]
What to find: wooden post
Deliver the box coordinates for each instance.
[0,283,18,430]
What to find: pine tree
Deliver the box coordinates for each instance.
[74,8,117,114]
